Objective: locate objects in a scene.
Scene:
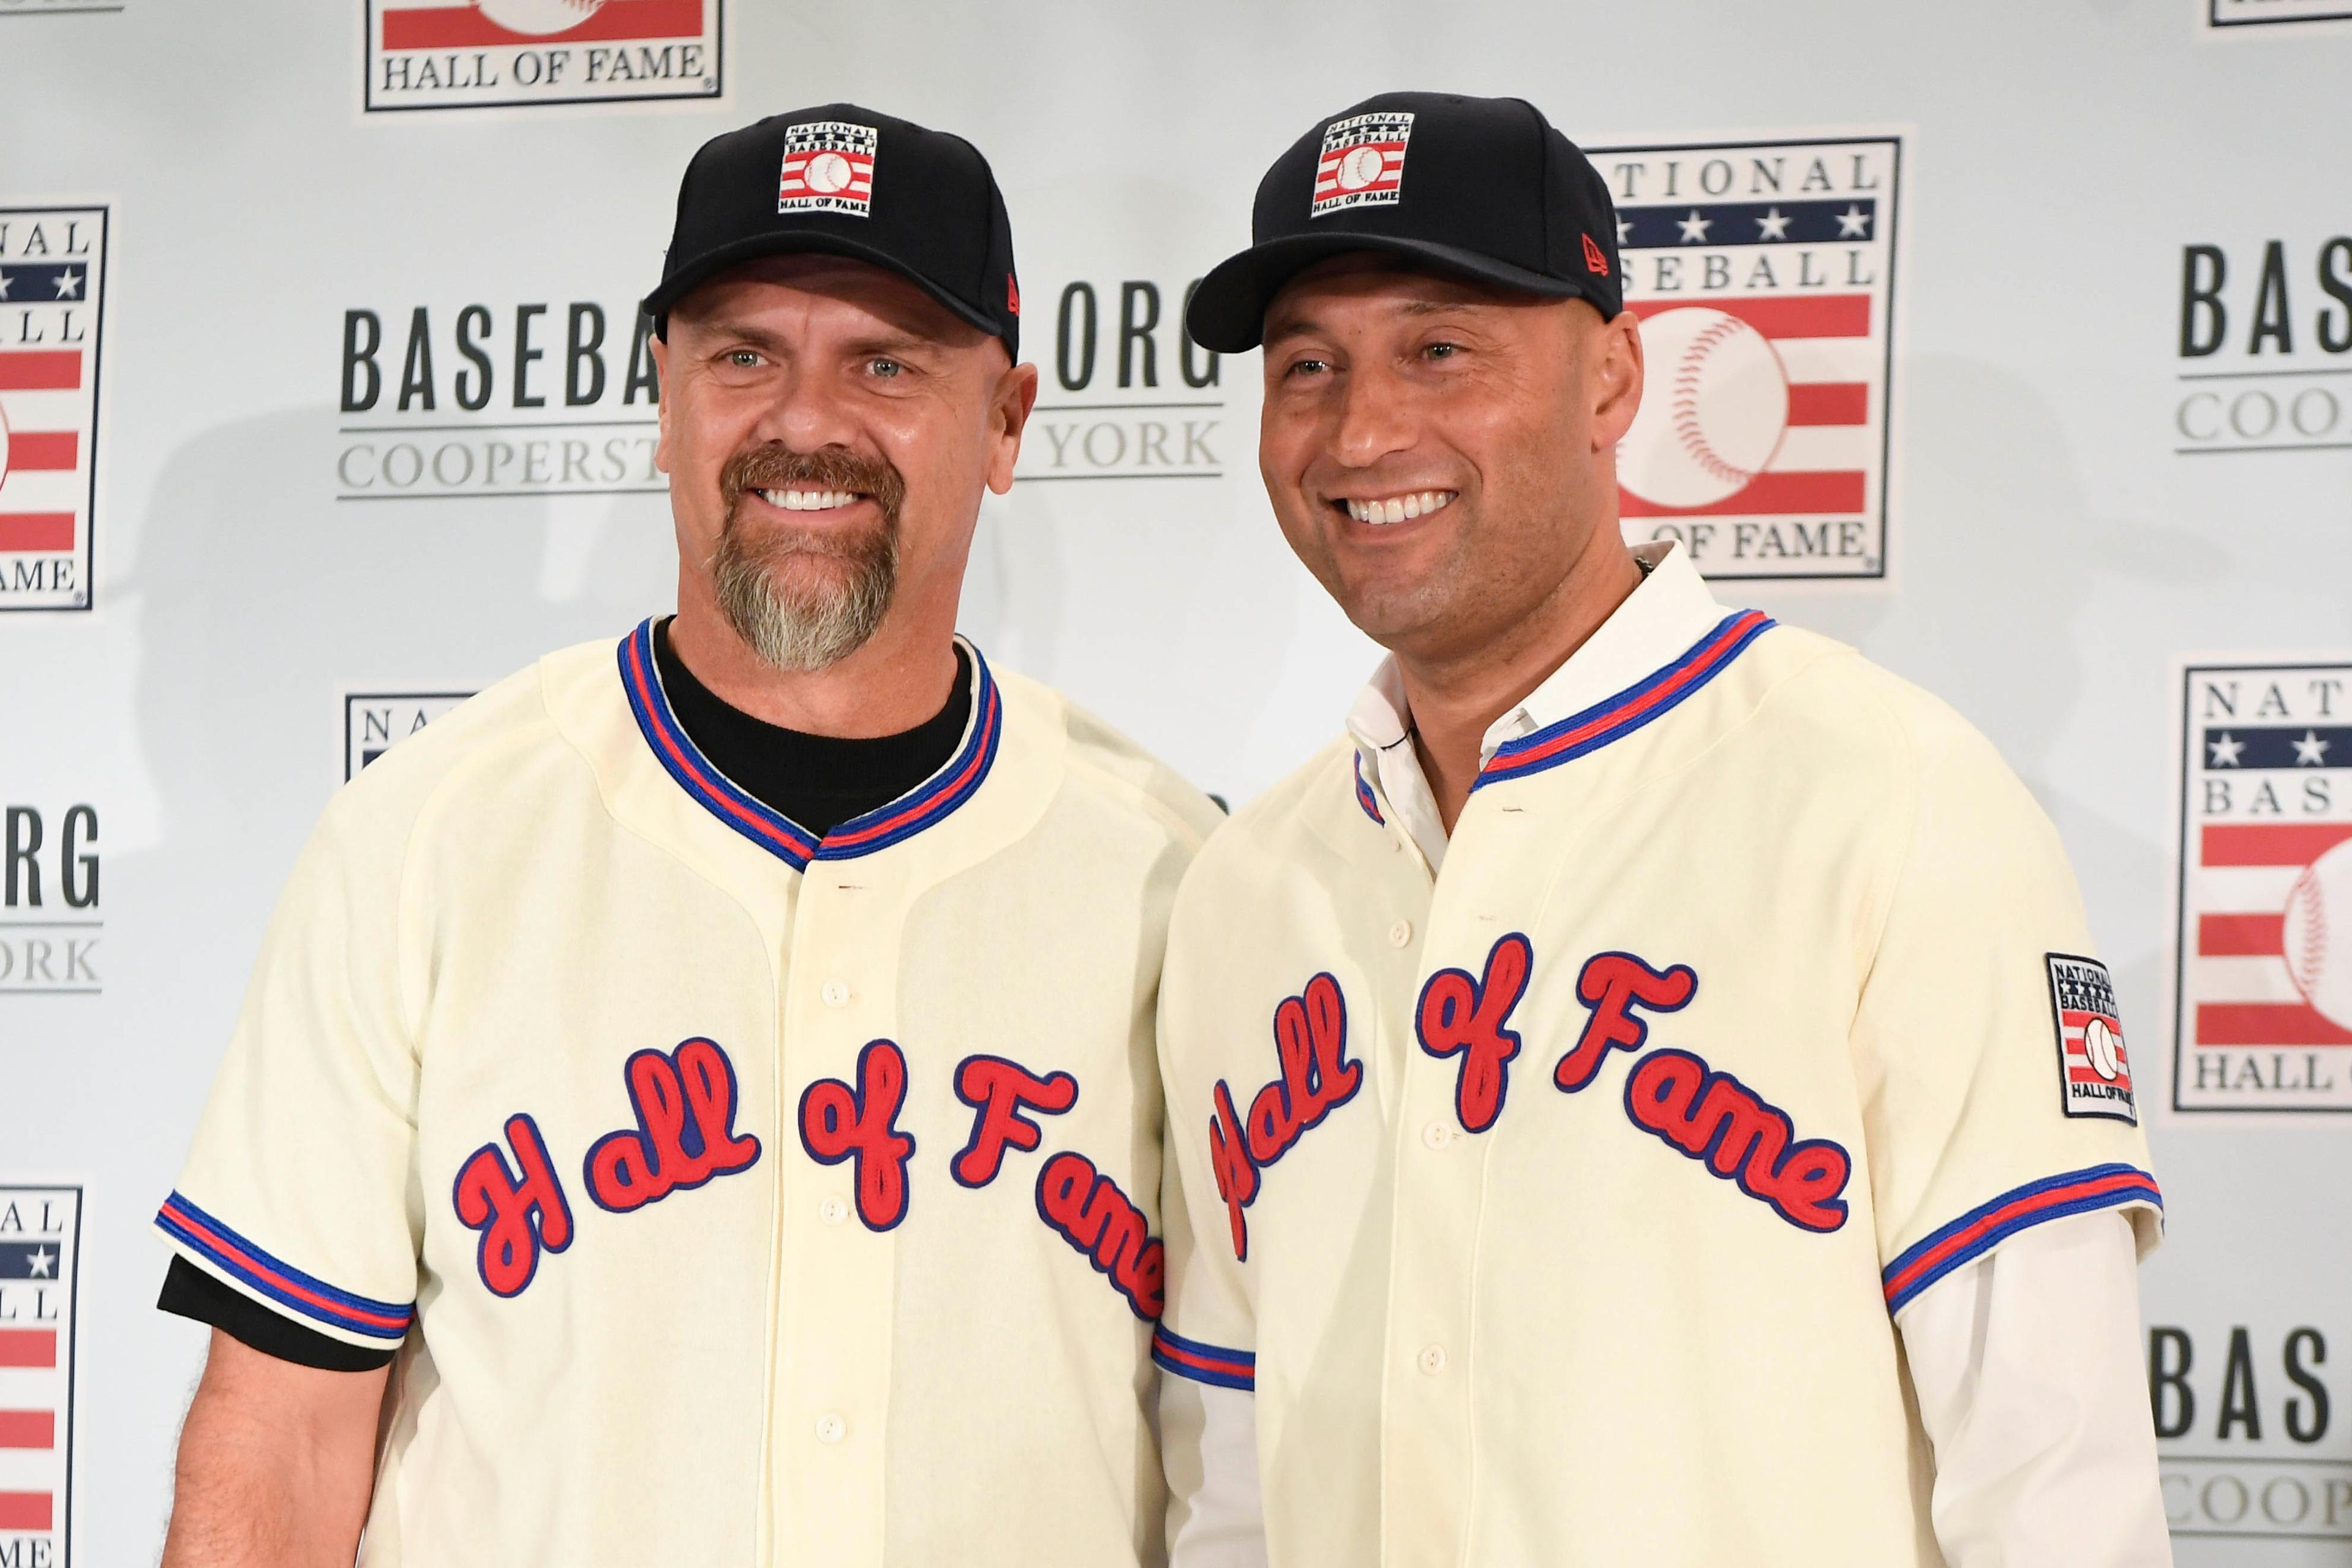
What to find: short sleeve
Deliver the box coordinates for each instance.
[1152,895,1259,1396]
[1853,719,2161,1321]
[154,790,423,1350]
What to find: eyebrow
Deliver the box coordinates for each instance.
[1264,295,1498,343]
[692,320,941,359]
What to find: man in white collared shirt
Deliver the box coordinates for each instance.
[1150,91,2171,1568]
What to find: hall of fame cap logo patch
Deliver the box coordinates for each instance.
[345,690,472,780]
[1311,111,1414,216]
[0,1184,81,1565]
[2047,955,2136,1123]
[1593,135,1900,581]
[778,123,878,217]
[0,206,105,614]
[2172,660,2352,1114]
[364,0,722,113]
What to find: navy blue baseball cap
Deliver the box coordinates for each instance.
[1187,91,1622,353]
[645,103,1021,360]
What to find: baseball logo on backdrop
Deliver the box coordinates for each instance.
[2171,660,2352,1114]
[364,0,722,112]
[1311,112,1414,217]
[777,123,878,217]
[0,206,105,613]
[0,1185,80,1567]
[1594,135,1901,581]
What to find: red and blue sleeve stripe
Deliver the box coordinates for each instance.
[1880,1163,2162,1316]
[156,1191,415,1343]
[1475,609,1774,790]
[1152,1326,1257,1392]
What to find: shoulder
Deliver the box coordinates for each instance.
[320,641,596,854]
[1179,734,1362,904]
[993,666,1226,853]
[1737,625,2022,790]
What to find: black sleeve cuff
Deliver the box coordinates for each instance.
[159,1256,397,1373]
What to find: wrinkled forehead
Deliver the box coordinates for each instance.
[669,254,993,356]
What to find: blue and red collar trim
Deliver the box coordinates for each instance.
[617,619,1003,871]
[1472,609,1774,791]
[1352,752,1385,824]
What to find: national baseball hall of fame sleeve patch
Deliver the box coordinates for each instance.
[2048,954,2137,1124]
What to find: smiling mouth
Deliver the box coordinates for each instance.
[758,488,865,513]
[1335,489,1458,526]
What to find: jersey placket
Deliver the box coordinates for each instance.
[1376,785,1541,1567]
[768,851,910,1568]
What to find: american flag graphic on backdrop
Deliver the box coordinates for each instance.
[2173,661,2352,1114]
[0,1186,79,1566]
[0,206,105,613]
[366,1,721,111]
[1594,137,1899,582]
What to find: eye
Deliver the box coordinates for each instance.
[1424,341,1460,361]
[868,357,904,379]
[1286,356,1330,379]
[725,349,762,368]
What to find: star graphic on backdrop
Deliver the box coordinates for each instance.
[1676,209,1712,243]
[1615,214,1632,244]
[53,267,82,299]
[2293,729,2332,766]
[2207,733,2244,767]
[28,1247,56,1278]
[1836,204,1872,238]
[1755,207,1791,241]
[0,270,12,301]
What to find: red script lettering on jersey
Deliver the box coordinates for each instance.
[1037,1151,1166,1319]
[1622,1048,1851,1232]
[799,1039,918,1231]
[1207,971,1363,1262]
[1417,933,1534,1133]
[1555,950,1697,1093]
[952,1054,1079,1188]
[453,1114,575,1298]
[584,1038,763,1214]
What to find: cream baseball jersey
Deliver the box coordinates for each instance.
[1154,548,2163,1568]
[156,620,1220,1567]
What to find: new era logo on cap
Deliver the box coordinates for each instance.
[778,121,878,217]
[1311,111,1414,216]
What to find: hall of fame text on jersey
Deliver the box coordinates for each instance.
[2170,658,2352,1114]
[1589,135,1902,582]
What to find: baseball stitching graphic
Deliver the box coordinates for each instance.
[1618,306,1790,511]
[2283,838,2352,1031]
[476,0,605,37]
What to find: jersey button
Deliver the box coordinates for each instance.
[1388,919,1414,948]
[1420,1119,1453,1150]
[819,1196,849,1226]
[820,979,852,1008]
[1417,1344,1449,1376]
[815,1413,848,1444]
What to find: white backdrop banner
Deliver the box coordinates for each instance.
[4,1,2350,1562]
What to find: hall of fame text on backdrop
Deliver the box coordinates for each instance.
[0,1184,81,1568]
[363,0,723,114]
[0,205,105,614]
[2168,657,2352,1116]
[1586,132,1904,584]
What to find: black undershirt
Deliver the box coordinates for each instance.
[160,620,975,1370]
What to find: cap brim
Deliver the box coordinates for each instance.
[1185,233,1597,353]
[643,230,1002,343]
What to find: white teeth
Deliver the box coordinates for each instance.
[1344,490,1457,525]
[761,489,859,511]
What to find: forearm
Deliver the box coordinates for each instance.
[161,1330,385,1568]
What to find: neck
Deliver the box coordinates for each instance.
[667,567,962,738]
[1397,526,1645,834]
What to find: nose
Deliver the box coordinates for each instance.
[1330,360,1417,471]
[750,361,862,455]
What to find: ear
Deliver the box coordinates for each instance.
[983,358,1041,496]
[1589,309,1645,450]
[650,333,673,475]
